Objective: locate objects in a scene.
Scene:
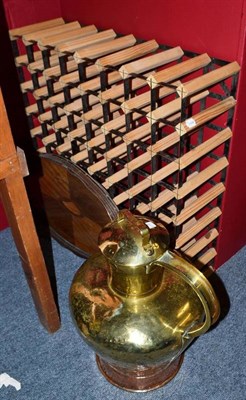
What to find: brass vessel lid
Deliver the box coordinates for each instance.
[98,210,170,268]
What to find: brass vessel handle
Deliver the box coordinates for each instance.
[155,250,220,339]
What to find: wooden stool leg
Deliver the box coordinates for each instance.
[0,173,61,332]
[0,88,60,333]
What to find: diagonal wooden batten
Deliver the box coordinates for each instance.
[99,115,181,185]
[183,228,219,258]
[38,107,65,122]
[67,123,101,144]
[174,183,225,226]
[21,76,47,94]
[70,149,89,163]
[98,72,154,104]
[176,157,229,199]
[175,207,221,249]
[82,97,124,123]
[83,113,121,149]
[147,90,209,124]
[56,29,117,55]
[149,131,180,153]
[73,35,136,63]
[68,126,101,143]
[72,134,122,164]
[70,148,106,164]
[59,64,101,88]
[37,146,47,154]
[98,79,144,105]
[150,162,180,184]
[15,50,50,67]
[123,123,154,143]
[63,95,99,115]
[113,162,179,205]
[121,80,180,114]
[176,97,236,135]
[28,54,68,73]
[126,131,180,173]
[147,53,211,89]
[88,137,124,156]
[125,137,172,172]
[95,40,159,72]
[101,104,151,135]
[67,126,87,140]
[158,212,173,225]
[122,112,180,143]
[102,169,126,188]
[25,103,38,116]
[56,140,85,155]
[59,70,80,87]
[123,113,180,145]
[179,127,232,169]
[33,81,64,100]
[26,101,48,115]
[22,21,81,46]
[137,189,175,214]
[176,61,240,98]
[38,27,97,51]
[30,125,43,138]
[197,248,217,267]
[85,124,113,149]
[182,236,204,253]
[43,59,78,79]
[9,18,65,40]
[119,47,184,79]
[42,132,67,146]
[38,25,98,50]
[69,127,104,162]
[48,87,81,106]
[78,70,121,94]
[51,114,81,131]
[88,131,152,175]
[88,158,112,175]
[107,128,152,158]
[87,138,126,175]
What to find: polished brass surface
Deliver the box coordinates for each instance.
[98,209,170,269]
[70,210,220,391]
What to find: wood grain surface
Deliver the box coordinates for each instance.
[39,154,118,257]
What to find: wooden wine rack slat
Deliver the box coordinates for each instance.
[22,21,81,46]
[38,25,98,50]
[119,46,184,79]
[9,18,240,271]
[9,18,65,40]
[56,29,117,55]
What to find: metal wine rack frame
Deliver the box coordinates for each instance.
[9,18,240,272]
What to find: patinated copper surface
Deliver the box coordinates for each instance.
[96,354,184,392]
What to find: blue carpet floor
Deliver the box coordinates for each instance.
[0,227,245,400]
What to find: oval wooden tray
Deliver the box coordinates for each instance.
[39,154,119,257]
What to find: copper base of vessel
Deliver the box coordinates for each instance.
[96,354,184,392]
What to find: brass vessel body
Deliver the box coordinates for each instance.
[69,210,220,392]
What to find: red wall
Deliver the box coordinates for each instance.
[61,0,245,61]
[3,0,62,28]
[1,0,246,267]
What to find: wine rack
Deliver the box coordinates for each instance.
[9,17,240,271]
